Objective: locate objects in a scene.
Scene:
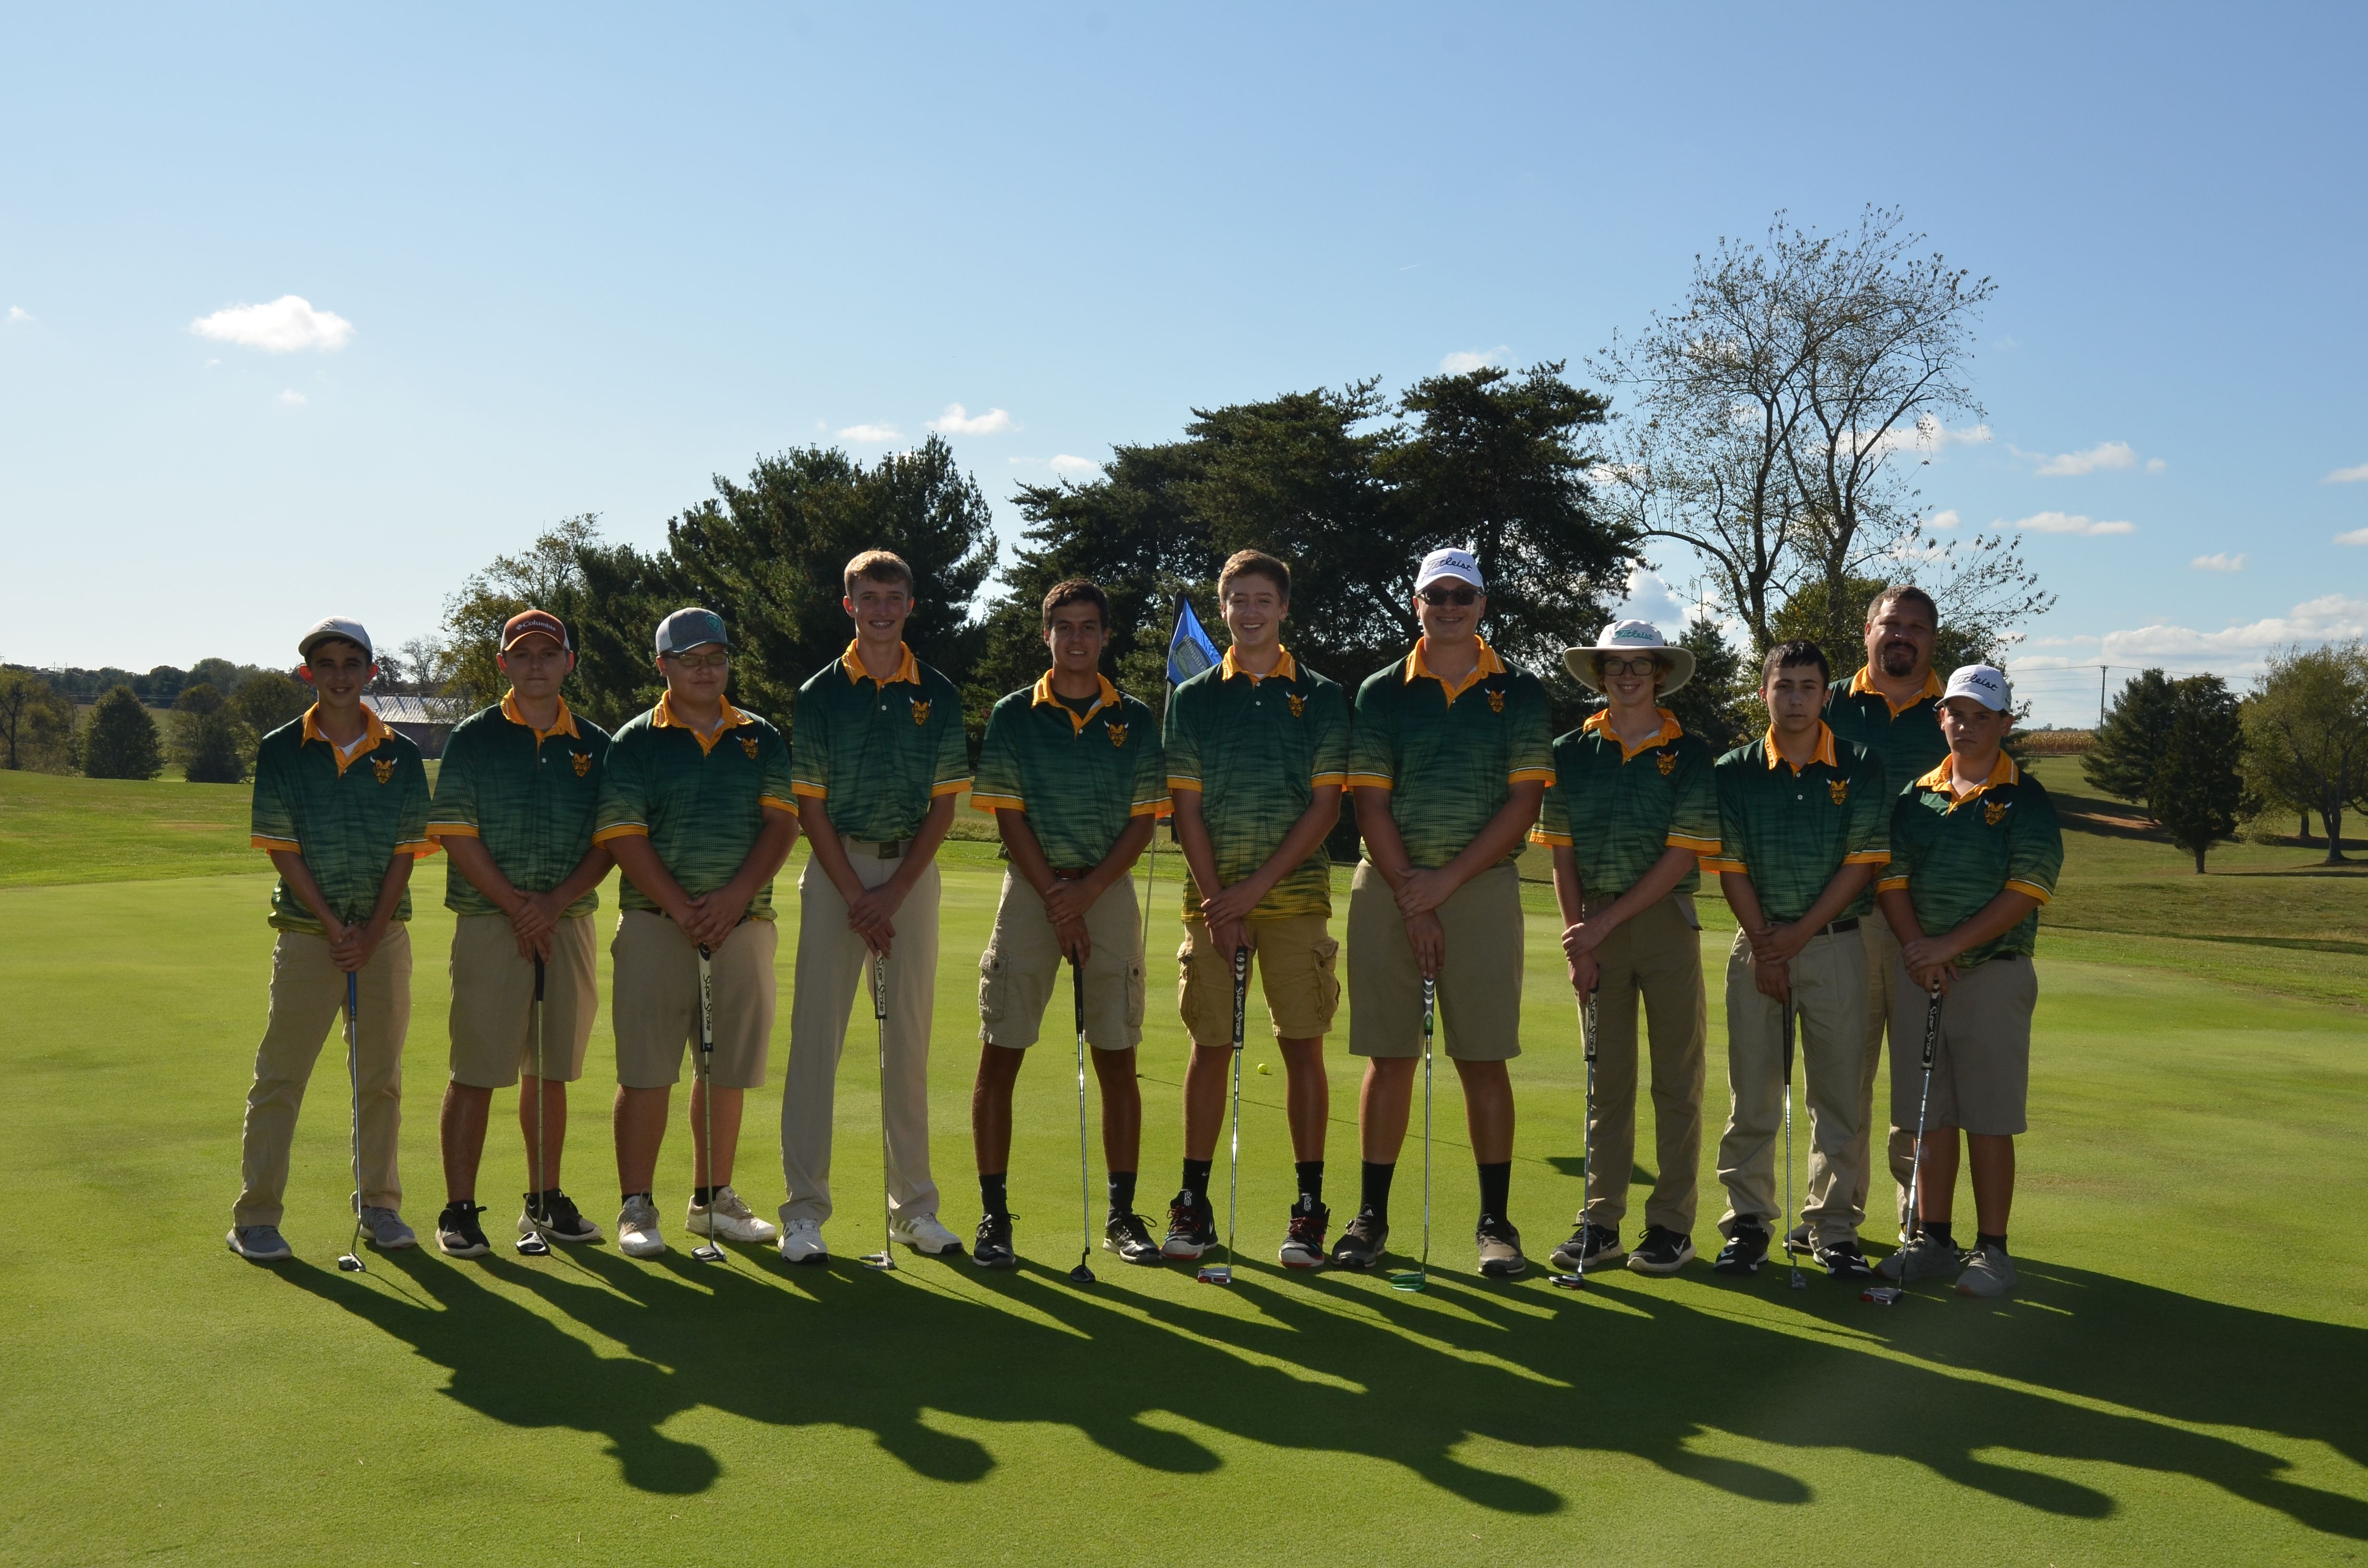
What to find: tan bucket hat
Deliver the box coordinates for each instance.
[1563,618,1695,696]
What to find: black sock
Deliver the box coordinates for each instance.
[1182,1158,1213,1200]
[1476,1160,1511,1225]
[622,1189,653,1207]
[980,1172,1008,1217]
[693,1186,720,1206]
[1920,1219,1955,1248]
[1977,1231,2008,1253]
[1107,1169,1137,1215]
[1361,1160,1396,1223]
[1295,1160,1325,1211]
[537,1187,561,1204]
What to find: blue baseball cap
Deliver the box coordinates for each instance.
[654,607,730,657]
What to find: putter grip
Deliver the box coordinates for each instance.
[1231,948,1247,1049]
[1072,956,1085,1034]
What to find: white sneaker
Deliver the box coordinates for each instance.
[777,1216,827,1265]
[618,1195,667,1259]
[687,1186,780,1244]
[889,1212,965,1257]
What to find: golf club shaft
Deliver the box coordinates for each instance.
[1229,947,1246,1269]
[1782,996,1799,1279]
[345,969,364,1264]
[695,944,720,1259]
[1579,991,1596,1280]
[1907,984,1942,1243]
[532,956,546,1200]
[876,953,891,1262]
[1420,974,1434,1273]
[1073,955,1091,1269]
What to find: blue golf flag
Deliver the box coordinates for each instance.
[1166,595,1221,686]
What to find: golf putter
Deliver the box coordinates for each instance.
[690,944,726,1264]
[517,955,552,1256]
[1390,975,1437,1293]
[336,970,367,1273]
[862,955,897,1271]
[1068,956,1095,1285]
[1865,982,1943,1306]
[1550,990,1600,1290]
[1782,996,1805,1290]
[1200,948,1249,1286]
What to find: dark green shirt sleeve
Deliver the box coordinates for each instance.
[1311,681,1351,784]
[2007,784,2064,902]
[1163,686,1202,790]
[1348,679,1397,788]
[398,750,431,848]
[251,738,297,848]
[1131,705,1168,814]
[1509,675,1555,784]
[789,689,831,798]
[931,691,973,793]
[1670,742,1719,852]
[427,730,480,833]
[1848,751,1890,861]
[971,702,1024,810]
[594,729,651,838]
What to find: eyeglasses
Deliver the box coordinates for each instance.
[665,651,731,671]
[1418,587,1480,607]
[1597,657,1664,677]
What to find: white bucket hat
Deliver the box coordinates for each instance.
[1564,619,1695,696]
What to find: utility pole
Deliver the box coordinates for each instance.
[2097,665,2108,730]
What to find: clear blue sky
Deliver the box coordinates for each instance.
[3,3,2362,725]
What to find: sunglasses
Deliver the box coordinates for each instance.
[1418,587,1480,607]
[1597,656,1664,677]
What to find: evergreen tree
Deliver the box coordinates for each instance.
[2148,675,2244,873]
[172,683,247,784]
[2083,668,2178,804]
[1665,617,1749,754]
[83,686,163,780]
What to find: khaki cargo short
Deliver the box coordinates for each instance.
[978,871,1145,1053]
[611,909,778,1089]
[1178,913,1339,1048]
[1888,953,2035,1136]
[1346,860,1525,1062]
[447,912,599,1088]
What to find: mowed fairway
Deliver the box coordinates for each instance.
[3,823,2366,1563]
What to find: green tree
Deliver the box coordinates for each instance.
[172,683,247,784]
[1665,617,1751,754]
[2084,669,2179,805]
[229,670,310,743]
[2241,641,2368,865]
[2148,675,2245,873]
[0,669,76,771]
[82,686,163,780]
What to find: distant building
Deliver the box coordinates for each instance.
[367,695,459,759]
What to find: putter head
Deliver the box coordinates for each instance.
[860,1250,896,1271]
[691,1241,726,1263]
[516,1233,551,1257]
[1547,1271,1586,1291]
[1788,1266,1808,1291]
[1862,1284,1902,1306]
[1196,1262,1233,1286]
[1387,1269,1427,1293]
[335,1253,364,1273]
[1068,1262,1096,1285]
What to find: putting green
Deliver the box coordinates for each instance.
[2,854,2362,1567]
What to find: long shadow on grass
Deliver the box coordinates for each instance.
[281,1244,2368,1537]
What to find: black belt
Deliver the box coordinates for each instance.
[1776,917,1859,936]
[1049,868,1090,881]
[853,838,906,860]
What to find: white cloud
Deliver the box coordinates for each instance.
[190,294,354,353]
[2145,457,2167,473]
[927,403,1016,436]
[2190,552,2245,573]
[2326,464,2368,484]
[1610,566,1687,630]
[1924,509,1962,530]
[276,389,307,406]
[1834,416,1992,461]
[1585,462,1645,488]
[1440,345,1508,374]
[835,423,900,443]
[2023,440,2139,477]
[1048,454,1101,477]
[2016,593,2368,677]
[2338,527,2368,546]
[5,306,27,324]
[2010,510,2137,536]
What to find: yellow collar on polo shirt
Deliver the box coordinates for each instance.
[654,691,749,754]
[301,702,393,775]
[1917,749,2019,808]
[1582,705,1685,761]
[1032,670,1121,733]
[1850,663,1945,717]
[1221,644,1298,683]
[840,639,920,686]
[1402,637,1504,705]
[1763,722,1839,773]
[501,691,580,741]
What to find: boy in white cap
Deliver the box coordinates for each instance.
[1874,664,2062,1299]
[1337,547,1554,1277]
[229,618,437,1262]
[1535,619,1721,1276]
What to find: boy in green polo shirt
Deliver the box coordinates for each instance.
[1875,664,2063,1300]
[1337,548,1553,1279]
[424,610,614,1257]
[779,551,973,1264]
[1534,620,1721,1277]
[592,608,799,1259]
[1703,640,1891,1278]
[228,618,435,1263]
[1166,550,1353,1268]
[967,579,1167,1267]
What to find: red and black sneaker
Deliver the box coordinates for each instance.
[1278,1199,1331,1268]
[1161,1190,1216,1260]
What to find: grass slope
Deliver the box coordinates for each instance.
[2,854,2363,1566]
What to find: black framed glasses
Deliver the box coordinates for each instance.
[1418,586,1480,607]
[1597,656,1664,677]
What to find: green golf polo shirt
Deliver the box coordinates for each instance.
[972,672,1167,870]
[1702,723,1891,923]
[1878,752,2063,967]
[1827,666,1948,798]
[1348,638,1555,871]
[1530,707,1721,897]
[789,640,971,843]
[1164,645,1352,919]
[593,693,798,919]
[427,692,612,919]
[249,704,436,935]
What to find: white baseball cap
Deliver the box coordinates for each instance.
[297,616,373,661]
[1414,547,1484,592]
[1942,664,2011,711]
[1564,619,1695,697]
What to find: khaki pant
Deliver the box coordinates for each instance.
[1580,893,1705,1235]
[1178,912,1339,1048]
[779,846,942,1227]
[1837,907,1919,1235]
[447,913,599,1087]
[1889,953,2034,1136]
[1715,927,1867,1245]
[1346,861,1524,1061]
[234,925,413,1228]
[981,872,1145,1051]
[610,909,777,1089]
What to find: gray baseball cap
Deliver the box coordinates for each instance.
[654,607,730,657]
[297,616,373,661]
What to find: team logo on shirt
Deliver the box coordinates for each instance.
[1657,751,1677,776]
[1487,690,1505,713]
[912,700,932,725]
[1286,692,1305,718]
[1985,799,2009,826]
[1107,723,1128,747]
[739,735,760,760]
[571,750,591,776]
[1828,778,1849,806]
[371,757,395,784]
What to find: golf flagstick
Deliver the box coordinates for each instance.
[1068,956,1095,1285]
[690,944,726,1264]
[336,970,366,1273]
[517,955,552,1255]
[861,955,897,1271]
[1391,975,1437,1293]
[1550,990,1600,1290]
[1199,947,1249,1286]
[1866,982,1943,1305]
[1782,995,1804,1289]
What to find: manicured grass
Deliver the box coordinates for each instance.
[0,766,254,888]
[2,847,2363,1565]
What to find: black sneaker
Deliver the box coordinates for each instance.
[1161,1190,1216,1260]
[1627,1225,1696,1275]
[1475,1214,1527,1278]
[522,1190,603,1245]
[1548,1222,1625,1271]
[1279,1199,1330,1268]
[1713,1220,1771,1275]
[1815,1239,1875,1278]
[436,1201,491,1259]
[971,1211,1017,1269]
[1104,1210,1161,1265]
[1329,1209,1389,1270]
